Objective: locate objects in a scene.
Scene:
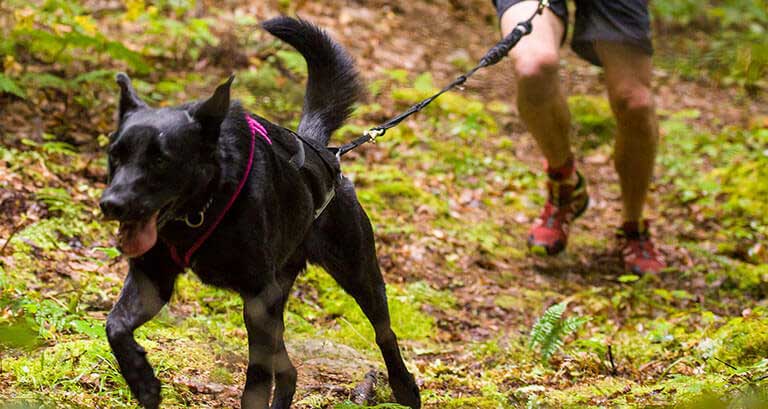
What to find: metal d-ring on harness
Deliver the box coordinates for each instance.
[176,197,213,228]
[332,0,550,157]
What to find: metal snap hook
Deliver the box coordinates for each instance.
[184,211,205,228]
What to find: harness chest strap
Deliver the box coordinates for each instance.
[168,115,262,268]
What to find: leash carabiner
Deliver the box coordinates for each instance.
[364,128,385,143]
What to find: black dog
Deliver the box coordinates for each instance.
[99,17,420,409]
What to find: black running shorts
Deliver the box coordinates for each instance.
[492,0,653,66]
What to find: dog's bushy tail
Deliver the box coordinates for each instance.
[262,17,362,146]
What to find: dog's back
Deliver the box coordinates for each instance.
[262,17,363,146]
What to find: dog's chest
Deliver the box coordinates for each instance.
[190,260,256,291]
[185,235,292,292]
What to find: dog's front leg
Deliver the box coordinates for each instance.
[241,282,283,409]
[106,256,179,409]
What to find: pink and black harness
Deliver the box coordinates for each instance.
[167,114,333,269]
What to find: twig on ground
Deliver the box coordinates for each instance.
[713,356,739,371]
[713,357,754,383]
[608,344,617,375]
[350,369,379,405]
[1,216,29,256]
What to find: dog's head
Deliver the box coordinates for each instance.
[99,73,233,258]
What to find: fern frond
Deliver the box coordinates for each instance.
[529,302,588,364]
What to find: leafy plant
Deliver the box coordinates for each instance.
[0,73,26,98]
[529,302,588,364]
[36,188,83,218]
[0,0,219,110]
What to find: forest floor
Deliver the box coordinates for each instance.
[1,1,767,408]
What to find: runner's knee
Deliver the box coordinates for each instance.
[514,51,560,102]
[515,50,559,81]
[609,85,654,119]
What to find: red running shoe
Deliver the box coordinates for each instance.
[528,172,589,256]
[617,220,666,274]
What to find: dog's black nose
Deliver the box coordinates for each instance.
[100,196,126,220]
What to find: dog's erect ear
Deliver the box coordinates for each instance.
[193,75,234,129]
[116,73,147,121]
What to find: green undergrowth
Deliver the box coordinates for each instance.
[658,109,768,274]
[2,261,449,407]
[653,0,768,93]
[345,163,447,218]
[0,0,218,107]
[286,266,442,352]
[418,303,768,408]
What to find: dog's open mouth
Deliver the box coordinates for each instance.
[118,211,159,258]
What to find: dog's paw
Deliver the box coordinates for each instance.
[133,376,161,409]
[390,373,421,409]
[270,396,292,409]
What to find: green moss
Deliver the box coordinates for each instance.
[209,366,234,385]
[470,339,503,361]
[333,402,409,409]
[0,319,39,349]
[651,374,729,408]
[540,377,633,407]
[348,164,446,215]
[724,263,768,296]
[611,323,680,369]
[441,221,502,254]
[5,339,135,407]
[436,396,506,409]
[494,295,520,311]
[404,281,457,310]
[713,309,768,366]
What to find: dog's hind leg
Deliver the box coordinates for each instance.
[307,181,421,409]
[270,254,305,409]
[106,247,180,409]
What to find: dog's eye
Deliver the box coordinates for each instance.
[153,156,169,170]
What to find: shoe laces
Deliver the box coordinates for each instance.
[540,176,582,226]
[618,230,660,261]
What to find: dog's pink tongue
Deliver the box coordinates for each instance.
[118,212,159,258]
